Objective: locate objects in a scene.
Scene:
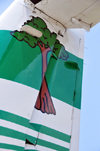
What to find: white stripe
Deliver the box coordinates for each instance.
[0,149,14,151]
[39,132,70,149]
[0,119,38,138]
[0,136,25,148]
[0,119,69,149]
[0,79,38,119]
[25,144,56,151]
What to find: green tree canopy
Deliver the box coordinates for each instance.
[12,17,69,60]
[12,17,57,48]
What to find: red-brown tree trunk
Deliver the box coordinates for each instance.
[35,42,56,115]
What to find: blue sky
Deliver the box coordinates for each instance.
[0,1,100,150]
[79,23,100,151]
[0,0,14,14]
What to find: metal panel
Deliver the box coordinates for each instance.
[35,0,100,28]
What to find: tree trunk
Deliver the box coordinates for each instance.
[35,42,56,115]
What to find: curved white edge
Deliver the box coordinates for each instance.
[0,0,33,31]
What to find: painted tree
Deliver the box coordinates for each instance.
[12,17,69,115]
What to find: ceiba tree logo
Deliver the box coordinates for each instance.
[12,17,69,115]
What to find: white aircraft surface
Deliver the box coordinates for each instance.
[0,0,100,151]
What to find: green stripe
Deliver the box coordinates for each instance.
[31,123,71,143]
[0,126,36,143]
[0,143,24,151]
[0,110,71,143]
[45,53,83,109]
[0,127,69,151]
[37,139,69,151]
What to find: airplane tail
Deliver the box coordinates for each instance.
[0,0,87,151]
